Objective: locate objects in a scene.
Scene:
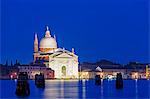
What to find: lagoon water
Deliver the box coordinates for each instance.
[0,80,150,99]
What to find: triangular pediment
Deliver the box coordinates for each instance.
[48,48,78,58]
[54,52,73,58]
[96,66,102,72]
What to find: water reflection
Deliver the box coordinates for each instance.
[0,80,150,99]
[135,79,138,99]
[34,79,150,99]
[101,79,104,99]
[44,80,80,98]
[44,79,104,98]
[81,79,86,99]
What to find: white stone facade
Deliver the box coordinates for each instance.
[48,49,78,78]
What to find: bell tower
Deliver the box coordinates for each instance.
[34,33,38,52]
[34,33,39,62]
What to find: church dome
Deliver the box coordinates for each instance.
[40,26,57,49]
[40,37,57,48]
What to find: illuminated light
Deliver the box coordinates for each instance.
[100,72,104,75]
[107,75,114,80]
[135,79,138,82]
[100,72,104,79]
[146,65,150,80]
[134,73,138,76]
[133,72,138,79]
[113,72,117,76]
[14,79,17,82]
[10,75,13,79]
[85,72,88,75]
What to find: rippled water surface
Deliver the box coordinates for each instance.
[0,80,150,99]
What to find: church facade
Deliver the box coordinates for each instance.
[33,26,79,79]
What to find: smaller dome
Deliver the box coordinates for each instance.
[40,37,57,48]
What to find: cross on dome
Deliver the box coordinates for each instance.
[46,26,49,31]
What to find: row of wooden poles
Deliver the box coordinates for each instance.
[15,72,45,96]
[95,72,123,89]
[15,72,123,97]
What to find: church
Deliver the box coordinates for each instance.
[33,26,79,79]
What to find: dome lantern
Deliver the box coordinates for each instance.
[45,26,51,37]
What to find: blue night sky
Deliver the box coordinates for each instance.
[1,0,149,64]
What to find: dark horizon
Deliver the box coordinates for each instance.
[1,0,149,64]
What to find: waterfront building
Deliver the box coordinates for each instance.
[18,63,54,79]
[0,64,18,79]
[79,60,148,79]
[33,26,78,79]
[146,64,150,79]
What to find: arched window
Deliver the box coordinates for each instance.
[62,66,66,76]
